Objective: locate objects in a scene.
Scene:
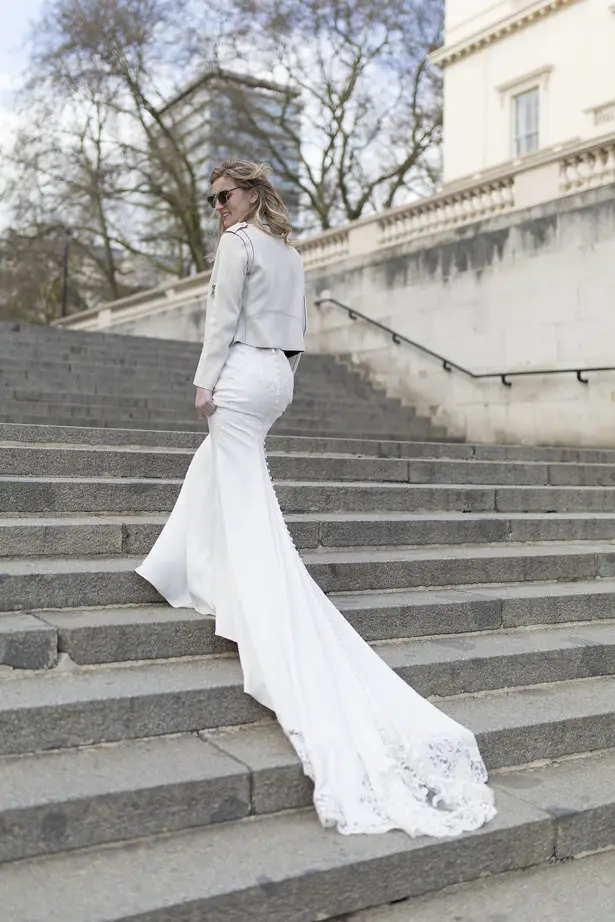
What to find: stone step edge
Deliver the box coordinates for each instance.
[5,582,615,667]
[5,510,615,537]
[15,606,615,664]
[8,519,615,561]
[1,639,615,761]
[8,474,615,495]
[2,541,615,572]
[6,510,615,523]
[1,746,612,922]
[0,716,613,870]
[4,546,615,620]
[12,574,615,618]
[0,410,422,430]
[12,444,615,479]
[0,420,440,434]
[0,423,611,461]
[0,447,496,463]
[341,848,615,922]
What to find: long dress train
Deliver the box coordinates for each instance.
[136,343,496,837]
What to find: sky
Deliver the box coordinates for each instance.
[0,0,45,138]
[0,0,45,226]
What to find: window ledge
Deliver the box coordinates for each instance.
[497,66,554,97]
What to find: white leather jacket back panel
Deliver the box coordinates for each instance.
[194,222,307,391]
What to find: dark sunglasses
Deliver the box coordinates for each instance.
[207,187,243,209]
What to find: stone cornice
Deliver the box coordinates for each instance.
[430,0,586,68]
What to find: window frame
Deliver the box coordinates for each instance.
[497,65,552,163]
[512,86,541,158]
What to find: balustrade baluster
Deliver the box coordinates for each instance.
[559,158,572,192]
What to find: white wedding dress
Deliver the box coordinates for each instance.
[137,342,496,838]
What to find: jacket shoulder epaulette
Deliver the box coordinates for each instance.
[222,223,253,273]
[223,222,249,235]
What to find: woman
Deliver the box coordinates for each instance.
[136,160,496,838]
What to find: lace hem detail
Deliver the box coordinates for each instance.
[287,727,496,838]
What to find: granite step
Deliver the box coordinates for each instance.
[7,475,615,515]
[0,355,375,388]
[0,447,422,483]
[2,423,612,463]
[0,341,343,365]
[0,414,446,440]
[5,511,615,559]
[9,443,615,486]
[0,374,384,402]
[0,476,498,515]
[344,811,615,922]
[1,712,614,872]
[1,745,614,922]
[0,612,58,669]
[0,375,380,407]
[0,412,443,442]
[2,388,409,416]
[0,323,203,351]
[1,633,615,759]
[2,543,615,611]
[0,345,353,372]
[0,397,418,426]
[23,578,615,666]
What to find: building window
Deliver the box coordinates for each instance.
[513,87,540,157]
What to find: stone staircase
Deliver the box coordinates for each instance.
[0,322,448,441]
[2,326,615,919]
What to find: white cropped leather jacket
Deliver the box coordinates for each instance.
[193,222,307,391]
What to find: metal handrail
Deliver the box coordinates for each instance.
[315,296,614,387]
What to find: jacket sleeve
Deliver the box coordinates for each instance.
[288,294,309,375]
[193,231,248,391]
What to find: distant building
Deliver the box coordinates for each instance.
[159,68,303,229]
[432,0,612,185]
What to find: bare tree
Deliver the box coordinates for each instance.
[2,0,444,322]
[209,0,444,230]
[8,0,215,284]
[5,85,135,301]
[0,227,89,324]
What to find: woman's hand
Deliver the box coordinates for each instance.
[195,387,216,419]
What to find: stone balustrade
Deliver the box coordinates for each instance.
[559,140,615,194]
[296,228,350,270]
[377,177,516,248]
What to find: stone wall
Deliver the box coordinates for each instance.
[102,302,205,343]
[305,182,615,446]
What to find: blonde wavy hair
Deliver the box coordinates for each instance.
[209,160,293,243]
